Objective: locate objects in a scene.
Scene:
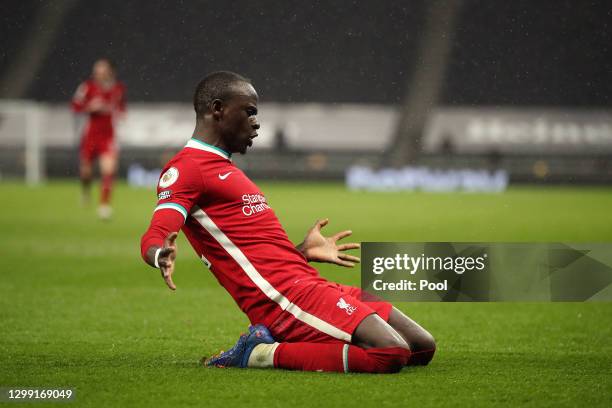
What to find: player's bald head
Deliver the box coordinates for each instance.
[193,71,255,118]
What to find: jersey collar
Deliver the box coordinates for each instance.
[185,138,231,160]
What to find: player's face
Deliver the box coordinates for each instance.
[92,60,113,83]
[219,84,260,154]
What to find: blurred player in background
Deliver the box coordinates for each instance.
[140,72,435,373]
[71,58,126,220]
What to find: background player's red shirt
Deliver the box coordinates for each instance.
[141,139,331,329]
[71,79,126,138]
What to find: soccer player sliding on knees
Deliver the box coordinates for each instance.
[141,72,436,373]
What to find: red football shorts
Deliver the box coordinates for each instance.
[267,281,393,344]
[80,130,116,162]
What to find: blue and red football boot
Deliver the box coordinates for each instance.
[203,324,275,368]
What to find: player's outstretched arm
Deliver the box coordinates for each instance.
[297,218,360,268]
[144,232,179,290]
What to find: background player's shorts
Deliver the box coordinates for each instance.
[80,132,116,162]
[268,281,393,344]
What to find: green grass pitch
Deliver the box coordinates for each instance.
[1,181,611,407]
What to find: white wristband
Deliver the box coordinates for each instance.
[154,248,162,268]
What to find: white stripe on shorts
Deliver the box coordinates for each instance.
[191,206,352,343]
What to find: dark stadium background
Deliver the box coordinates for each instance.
[3,0,611,106]
[2,0,612,185]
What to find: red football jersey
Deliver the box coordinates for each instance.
[71,79,126,137]
[142,138,329,328]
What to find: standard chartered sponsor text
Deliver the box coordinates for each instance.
[242,193,270,216]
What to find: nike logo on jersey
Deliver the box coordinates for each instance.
[218,171,233,180]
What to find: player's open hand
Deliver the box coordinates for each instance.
[159,232,178,290]
[298,218,360,267]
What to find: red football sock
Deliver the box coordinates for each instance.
[408,348,436,366]
[273,343,410,373]
[348,346,411,373]
[101,174,114,204]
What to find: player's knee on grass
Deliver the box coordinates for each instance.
[387,307,436,364]
[409,332,436,365]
